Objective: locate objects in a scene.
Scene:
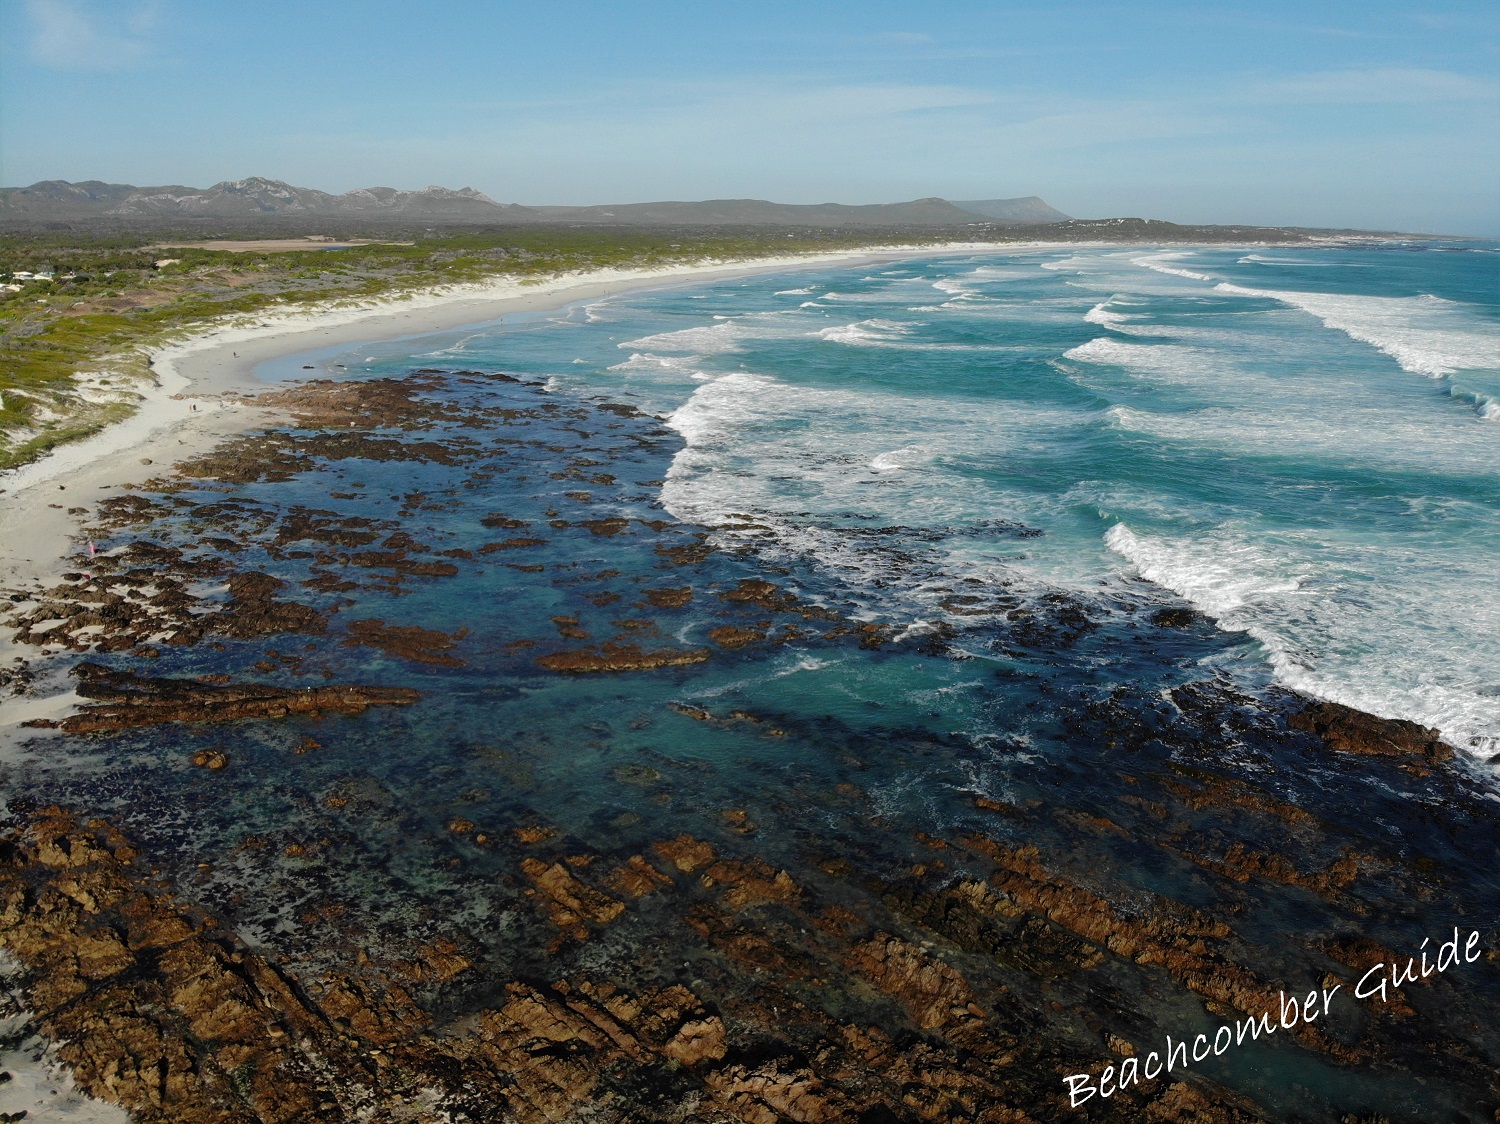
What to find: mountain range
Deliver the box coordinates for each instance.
[0,177,1071,227]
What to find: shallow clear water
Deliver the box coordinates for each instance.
[8,241,1499,1121]
[326,239,1500,759]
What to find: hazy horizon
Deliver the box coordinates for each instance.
[1,0,1497,236]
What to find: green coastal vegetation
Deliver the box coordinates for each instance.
[0,226,935,471]
[0,205,1337,472]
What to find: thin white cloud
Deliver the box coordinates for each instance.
[444,79,999,121]
[868,31,933,45]
[27,0,162,72]
[1248,67,1497,104]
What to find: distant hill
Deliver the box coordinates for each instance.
[527,196,1008,226]
[0,177,533,222]
[0,178,1070,228]
[0,179,1350,242]
[952,196,1072,223]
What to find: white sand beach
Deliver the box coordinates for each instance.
[0,242,1008,685]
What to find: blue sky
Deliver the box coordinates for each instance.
[1,0,1497,233]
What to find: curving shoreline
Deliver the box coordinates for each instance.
[0,243,1007,669]
[0,243,1039,583]
[0,250,1496,1122]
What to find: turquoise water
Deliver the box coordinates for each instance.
[8,240,1499,1120]
[348,239,1499,759]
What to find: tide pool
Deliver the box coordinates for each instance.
[3,240,1498,1122]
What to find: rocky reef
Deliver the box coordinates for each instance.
[26,662,419,734]
[1,369,1496,1122]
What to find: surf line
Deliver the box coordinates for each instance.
[1063,926,1487,1107]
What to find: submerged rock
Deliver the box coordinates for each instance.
[213,570,328,639]
[537,642,711,673]
[643,586,693,608]
[50,662,420,733]
[342,618,465,666]
[1150,607,1200,628]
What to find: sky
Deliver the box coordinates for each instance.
[1,0,1497,234]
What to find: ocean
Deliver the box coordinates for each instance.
[358,238,1499,761]
[6,238,1500,1120]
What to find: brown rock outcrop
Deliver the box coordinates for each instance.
[579,517,630,536]
[520,857,626,940]
[342,618,464,666]
[479,513,529,529]
[52,662,419,733]
[643,586,693,608]
[655,540,714,565]
[960,839,1357,1061]
[211,571,327,639]
[662,1015,729,1065]
[1173,839,1365,898]
[605,854,673,898]
[0,810,349,1121]
[709,624,766,649]
[719,578,796,610]
[653,834,716,873]
[701,858,802,911]
[1291,700,1454,762]
[848,932,986,1033]
[536,642,711,673]
[0,804,1299,1123]
[477,536,546,552]
[703,1062,838,1123]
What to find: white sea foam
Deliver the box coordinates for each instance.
[1079,297,1227,341]
[1215,283,1500,382]
[1070,330,1500,466]
[819,318,915,346]
[967,265,1038,280]
[1063,337,1226,386]
[774,286,816,295]
[658,362,1098,619]
[607,352,714,380]
[629,244,1500,759]
[661,371,775,451]
[1040,256,1093,272]
[1106,522,1500,757]
[1238,253,1335,268]
[869,444,929,473]
[619,321,745,353]
[1131,253,1215,282]
[414,331,485,358]
[820,318,1013,352]
[1444,365,1500,420]
[1105,523,1306,617]
[1083,299,1137,330]
[1102,398,1499,475]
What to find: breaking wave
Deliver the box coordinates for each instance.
[1214,283,1499,380]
